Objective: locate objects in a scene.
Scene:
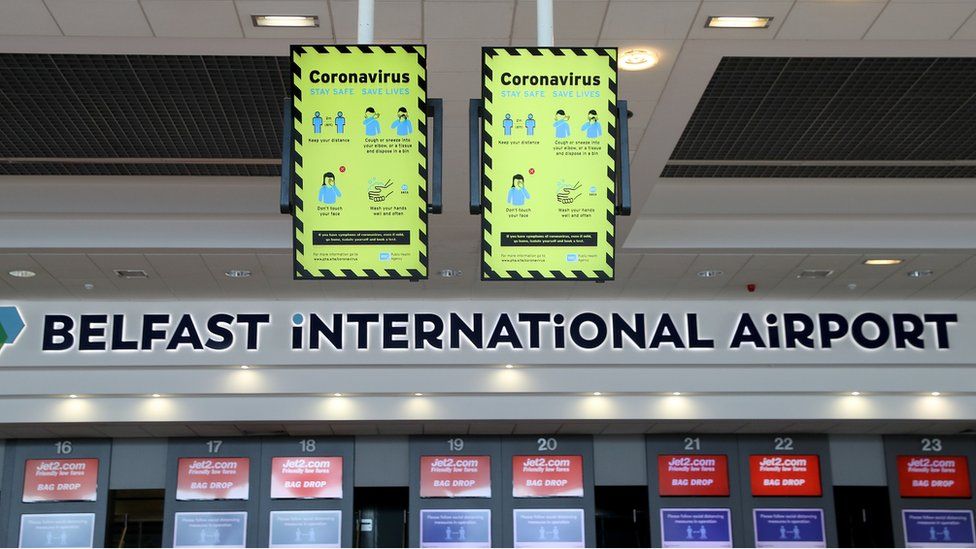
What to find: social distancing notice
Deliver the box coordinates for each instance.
[481,47,617,280]
[291,45,429,279]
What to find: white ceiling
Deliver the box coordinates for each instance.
[1,0,975,300]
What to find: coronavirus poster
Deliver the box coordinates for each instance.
[481,47,617,280]
[291,45,428,279]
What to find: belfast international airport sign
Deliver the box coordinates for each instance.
[0,301,970,367]
[481,47,617,281]
[291,45,428,280]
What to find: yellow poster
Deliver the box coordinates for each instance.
[291,45,428,279]
[481,47,617,280]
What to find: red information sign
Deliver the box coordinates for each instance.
[658,454,730,497]
[270,456,343,499]
[420,455,492,498]
[750,454,822,497]
[22,458,99,503]
[512,455,584,498]
[898,455,972,498]
[176,457,250,501]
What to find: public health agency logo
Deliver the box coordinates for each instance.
[0,306,25,354]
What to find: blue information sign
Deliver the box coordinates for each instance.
[753,508,826,548]
[420,509,491,548]
[660,508,733,548]
[173,512,247,548]
[513,509,584,548]
[903,510,976,548]
[269,510,341,548]
[18,513,96,549]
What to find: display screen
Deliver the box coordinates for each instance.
[176,457,250,501]
[22,458,98,503]
[749,454,822,497]
[898,455,972,498]
[270,456,343,499]
[290,45,429,279]
[480,47,617,280]
[420,455,491,498]
[658,454,730,497]
[512,455,583,498]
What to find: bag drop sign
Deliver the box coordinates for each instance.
[176,457,250,501]
[420,456,491,498]
[658,455,730,497]
[512,455,583,498]
[270,457,343,499]
[750,455,822,497]
[22,459,99,503]
[898,456,972,498]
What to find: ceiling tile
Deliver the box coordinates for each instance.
[425,1,515,39]
[234,0,333,39]
[141,0,245,38]
[31,254,103,278]
[512,0,608,41]
[865,2,976,40]
[689,1,793,39]
[777,1,886,40]
[602,1,699,40]
[954,10,976,38]
[0,0,62,36]
[330,0,421,40]
[46,0,153,37]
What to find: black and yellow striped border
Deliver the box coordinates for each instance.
[290,45,428,280]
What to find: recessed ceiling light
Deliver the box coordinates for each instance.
[505,364,514,369]
[592,392,602,396]
[68,394,78,399]
[240,365,250,370]
[706,16,772,28]
[908,269,934,278]
[152,393,161,398]
[619,49,659,71]
[697,270,723,278]
[850,391,861,396]
[414,393,424,396]
[225,269,252,278]
[672,392,682,396]
[864,259,903,266]
[333,392,343,397]
[8,270,36,278]
[251,15,318,27]
[931,391,942,397]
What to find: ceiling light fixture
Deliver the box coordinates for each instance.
[8,270,36,278]
[439,268,462,278]
[505,364,514,369]
[251,15,319,27]
[225,269,252,278]
[850,391,861,396]
[592,392,602,396]
[333,393,343,397]
[672,392,682,396]
[68,394,78,399]
[931,391,942,397]
[864,259,903,266]
[152,393,161,398]
[697,270,723,278]
[706,16,772,28]
[619,49,659,71]
[414,393,424,396]
[908,269,934,278]
[240,365,250,370]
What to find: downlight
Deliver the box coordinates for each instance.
[864,259,903,266]
[8,270,36,278]
[697,270,723,278]
[619,49,659,71]
[225,269,252,278]
[908,269,934,278]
